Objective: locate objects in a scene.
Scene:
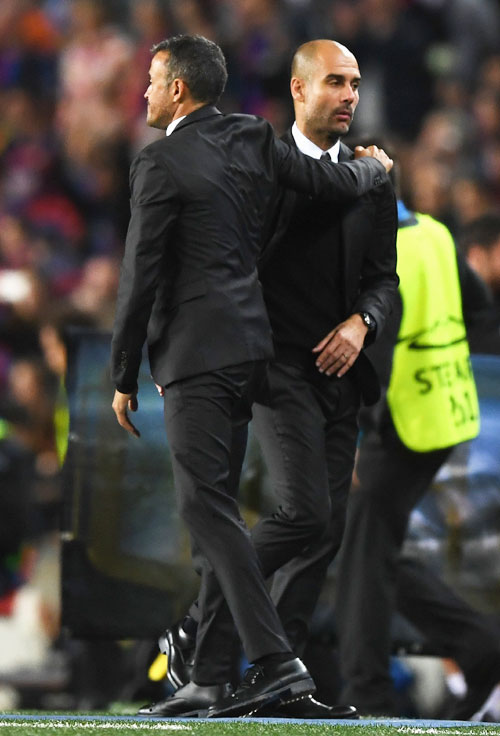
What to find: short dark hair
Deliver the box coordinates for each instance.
[151,34,227,105]
[459,213,500,254]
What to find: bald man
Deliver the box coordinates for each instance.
[144,39,398,719]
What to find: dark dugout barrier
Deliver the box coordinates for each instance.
[61,332,500,638]
[61,329,269,638]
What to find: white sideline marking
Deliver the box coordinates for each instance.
[397,729,500,735]
[0,721,190,731]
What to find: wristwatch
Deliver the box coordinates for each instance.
[359,311,376,332]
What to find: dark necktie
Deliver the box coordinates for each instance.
[320,151,331,161]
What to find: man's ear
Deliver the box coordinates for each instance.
[290,76,305,103]
[171,78,188,101]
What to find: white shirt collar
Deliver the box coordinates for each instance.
[291,121,340,162]
[166,115,187,136]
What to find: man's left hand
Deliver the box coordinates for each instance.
[312,314,368,377]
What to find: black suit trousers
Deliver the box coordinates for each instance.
[336,417,500,713]
[335,418,452,711]
[251,361,360,653]
[164,361,291,684]
[187,360,360,679]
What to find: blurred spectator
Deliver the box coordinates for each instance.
[0,269,51,392]
[450,176,495,229]
[56,0,134,166]
[435,0,500,89]
[222,0,298,128]
[38,305,96,463]
[125,0,173,151]
[68,254,120,329]
[463,214,500,298]
[460,213,500,353]
[6,357,58,472]
[348,0,440,140]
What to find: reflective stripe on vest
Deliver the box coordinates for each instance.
[387,213,480,452]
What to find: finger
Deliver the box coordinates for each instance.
[319,348,356,376]
[315,335,344,367]
[321,357,344,375]
[113,405,141,438]
[312,332,335,352]
[335,354,355,377]
[155,383,164,397]
[119,412,141,438]
[129,394,139,412]
[316,348,345,373]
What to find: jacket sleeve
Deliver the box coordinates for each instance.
[352,182,399,345]
[272,134,389,201]
[111,149,180,393]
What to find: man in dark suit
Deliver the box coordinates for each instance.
[148,39,398,718]
[251,37,398,673]
[111,34,393,719]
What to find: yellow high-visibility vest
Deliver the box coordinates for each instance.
[387,213,479,452]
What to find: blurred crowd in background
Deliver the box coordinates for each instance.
[2,0,500,714]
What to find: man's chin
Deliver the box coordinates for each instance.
[335,123,351,137]
[147,117,166,130]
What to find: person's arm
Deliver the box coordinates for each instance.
[313,183,399,376]
[351,182,399,342]
[111,148,180,434]
[273,133,392,201]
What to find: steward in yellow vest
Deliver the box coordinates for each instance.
[387,211,480,451]
[337,200,497,721]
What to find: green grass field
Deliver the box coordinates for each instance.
[2,716,500,736]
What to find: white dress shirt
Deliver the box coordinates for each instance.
[166,115,187,136]
[291,121,340,162]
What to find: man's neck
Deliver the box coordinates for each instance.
[295,120,340,152]
[172,100,206,121]
[165,102,209,135]
[292,122,341,161]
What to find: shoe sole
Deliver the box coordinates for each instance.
[158,631,186,691]
[208,676,316,718]
[139,708,208,719]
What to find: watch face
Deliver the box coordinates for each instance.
[362,312,375,330]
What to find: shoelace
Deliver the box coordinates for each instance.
[236,664,264,690]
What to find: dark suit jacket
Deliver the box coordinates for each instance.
[259,132,398,405]
[111,106,390,393]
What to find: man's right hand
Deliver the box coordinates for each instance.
[112,389,140,438]
[354,145,393,172]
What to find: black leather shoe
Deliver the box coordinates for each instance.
[138,681,232,718]
[158,619,195,690]
[207,657,315,718]
[262,695,359,719]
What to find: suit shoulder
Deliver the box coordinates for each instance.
[224,112,270,126]
[129,139,168,174]
[340,142,354,159]
[222,112,273,134]
[136,136,170,159]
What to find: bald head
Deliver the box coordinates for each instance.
[291,40,356,82]
[290,39,360,149]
